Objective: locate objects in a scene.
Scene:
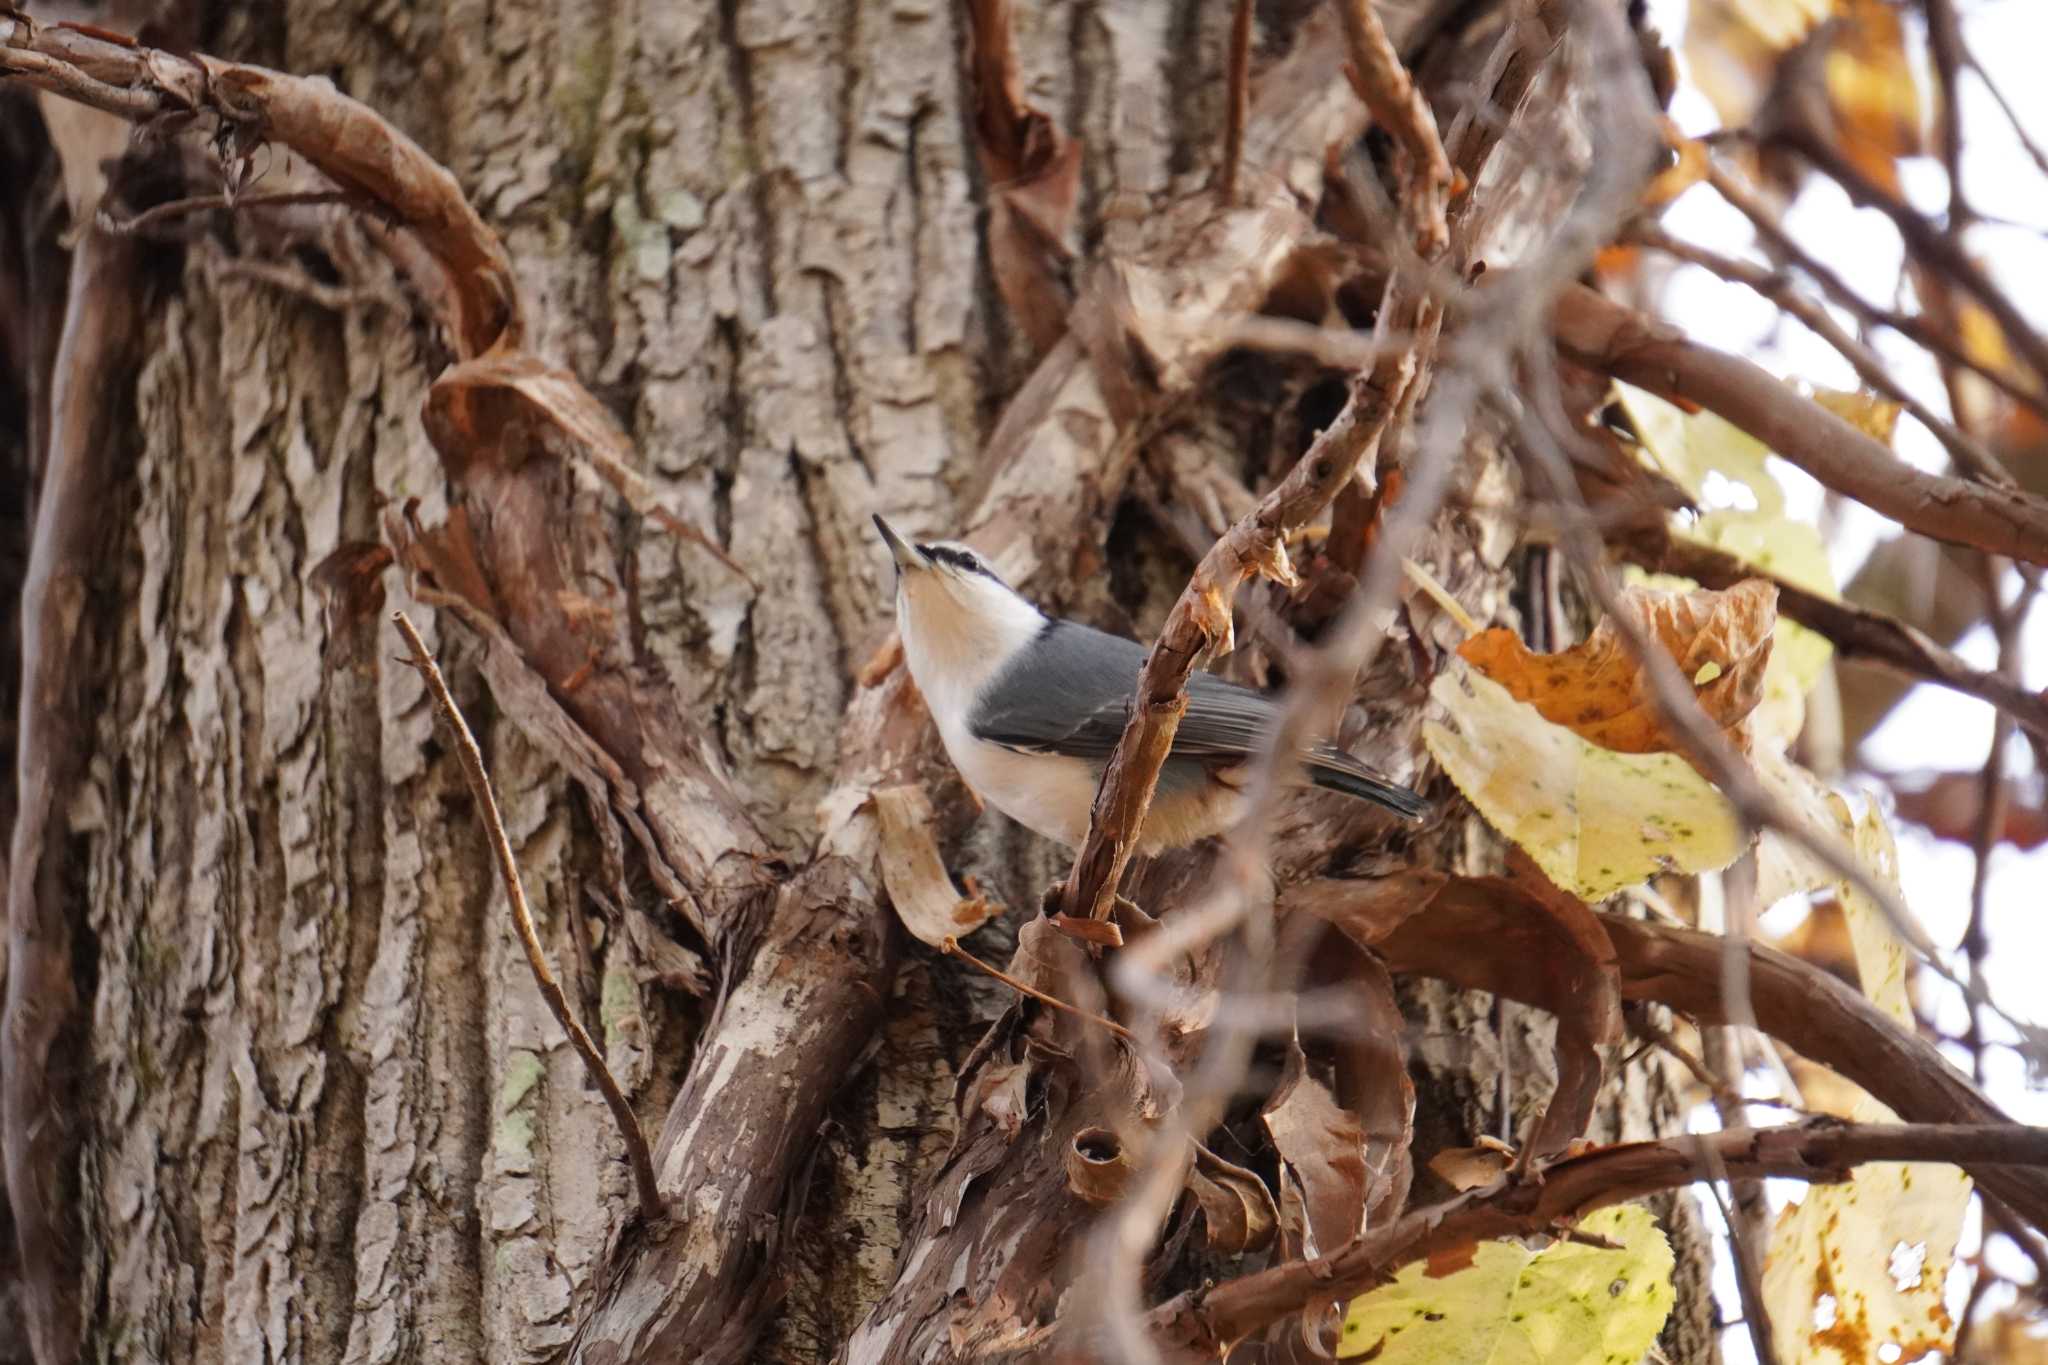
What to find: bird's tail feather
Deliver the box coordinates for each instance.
[1306,750,1429,819]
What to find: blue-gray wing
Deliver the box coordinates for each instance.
[967,620,1279,760]
[969,620,1429,819]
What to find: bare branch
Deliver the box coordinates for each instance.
[1769,41,2048,394]
[1055,345,1413,924]
[1705,160,2048,422]
[0,16,517,355]
[392,611,663,1224]
[1624,220,2012,487]
[1333,0,1452,255]
[1144,1123,2048,1355]
[940,934,1136,1041]
[1553,283,2048,566]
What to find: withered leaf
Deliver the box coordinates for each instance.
[1427,1140,1512,1193]
[1457,578,1778,755]
[1300,868,1621,1165]
[1263,1042,1369,1262]
[1186,1140,1279,1255]
[872,784,1001,947]
[309,540,394,640]
[1305,932,1414,1227]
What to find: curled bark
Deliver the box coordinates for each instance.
[1,224,141,1365]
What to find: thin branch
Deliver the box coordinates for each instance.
[1611,521,2048,742]
[1624,220,2012,487]
[1705,1177,1783,1365]
[1219,0,1253,204]
[1962,564,2025,1082]
[939,934,1136,1041]
[392,611,663,1223]
[1144,1123,2048,1354]
[97,189,356,236]
[1552,283,2048,566]
[1056,6,1451,925]
[1055,342,1413,924]
[1770,45,2048,394]
[1957,41,2048,181]
[1333,0,1452,255]
[1705,160,2048,422]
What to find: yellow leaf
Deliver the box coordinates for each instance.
[1458,580,1778,756]
[1425,661,1748,901]
[1758,771,1973,1365]
[1622,381,1843,753]
[1812,387,1903,444]
[1824,0,1924,198]
[1685,0,1833,128]
[1339,1204,1676,1362]
[1618,383,1784,517]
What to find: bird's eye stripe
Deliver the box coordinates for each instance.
[917,544,999,580]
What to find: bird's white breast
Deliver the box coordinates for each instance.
[937,724,1100,849]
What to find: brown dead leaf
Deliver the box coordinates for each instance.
[1263,1042,1369,1262]
[1305,863,1621,1164]
[310,540,394,642]
[1427,1139,1513,1192]
[1457,578,1778,755]
[1304,930,1415,1227]
[872,784,1001,946]
[1425,1242,1480,1279]
[1187,1139,1280,1255]
[967,0,1081,354]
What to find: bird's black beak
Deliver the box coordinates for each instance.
[872,515,929,573]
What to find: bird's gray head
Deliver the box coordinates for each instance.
[873,515,1044,712]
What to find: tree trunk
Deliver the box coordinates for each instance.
[0,1,1721,1362]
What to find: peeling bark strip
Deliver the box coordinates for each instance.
[1,227,142,1365]
[1552,283,2048,566]
[0,14,515,359]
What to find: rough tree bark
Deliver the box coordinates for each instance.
[0,1,1737,1363]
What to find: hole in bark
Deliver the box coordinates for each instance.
[1073,1127,1122,1164]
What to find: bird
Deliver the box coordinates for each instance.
[874,514,1426,854]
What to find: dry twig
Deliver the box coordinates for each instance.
[1219,0,1254,204]
[392,611,663,1223]
[940,934,1136,1041]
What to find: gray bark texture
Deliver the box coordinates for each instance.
[0,1,1720,1362]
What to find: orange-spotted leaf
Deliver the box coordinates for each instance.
[1457,580,1779,755]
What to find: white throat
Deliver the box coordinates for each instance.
[896,570,1046,730]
